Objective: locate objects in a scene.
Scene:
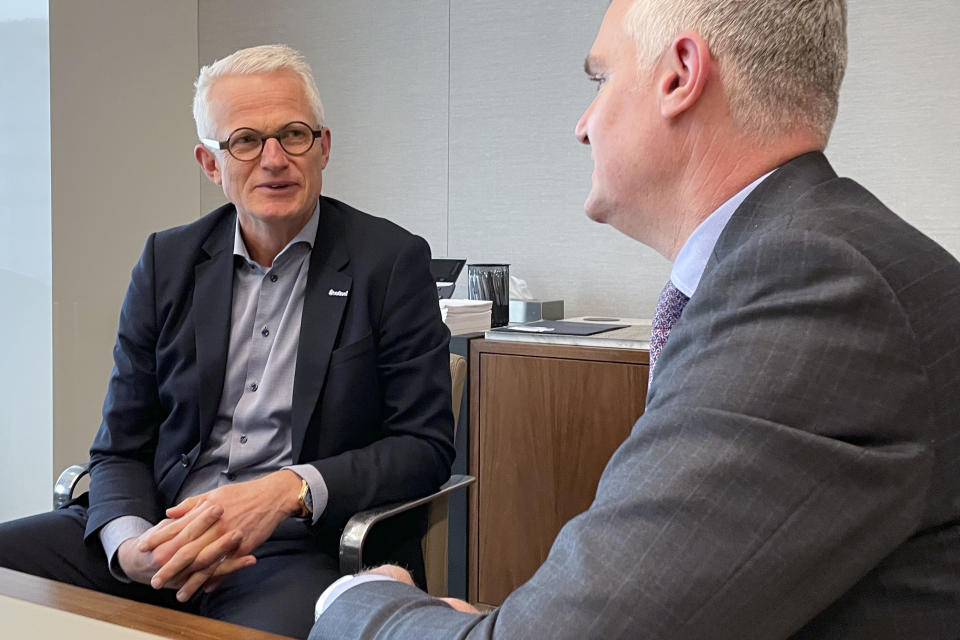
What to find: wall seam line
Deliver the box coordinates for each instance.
[446,0,452,255]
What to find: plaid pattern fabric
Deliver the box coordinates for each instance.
[648,280,690,382]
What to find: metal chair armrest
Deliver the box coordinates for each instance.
[54,463,90,509]
[339,474,475,575]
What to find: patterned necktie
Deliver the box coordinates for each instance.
[649,280,690,382]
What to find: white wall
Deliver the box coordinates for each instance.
[831,0,960,257]
[49,0,200,491]
[0,1,52,521]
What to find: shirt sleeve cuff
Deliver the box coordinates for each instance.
[99,515,153,582]
[314,574,397,620]
[284,464,329,524]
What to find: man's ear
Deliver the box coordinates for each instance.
[317,127,331,171]
[657,30,711,120]
[195,144,222,185]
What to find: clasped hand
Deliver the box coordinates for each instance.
[118,470,301,602]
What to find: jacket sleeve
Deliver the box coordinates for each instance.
[85,234,166,539]
[309,233,455,529]
[311,229,935,639]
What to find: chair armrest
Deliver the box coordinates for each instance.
[339,474,475,575]
[54,463,90,510]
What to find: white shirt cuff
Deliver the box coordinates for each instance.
[314,574,397,620]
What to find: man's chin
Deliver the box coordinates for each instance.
[239,203,314,228]
[584,194,612,224]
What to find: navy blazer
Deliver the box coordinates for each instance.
[85,196,455,541]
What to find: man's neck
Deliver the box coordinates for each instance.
[661,132,823,261]
[238,211,313,268]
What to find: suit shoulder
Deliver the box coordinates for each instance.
[729,174,959,280]
[322,196,426,254]
[150,203,236,253]
[795,179,956,274]
[714,177,960,357]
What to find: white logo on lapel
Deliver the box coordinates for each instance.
[328,289,349,297]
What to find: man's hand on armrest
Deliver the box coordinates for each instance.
[363,565,480,613]
[366,564,418,585]
[439,597,482,613]
[315,564,481,619]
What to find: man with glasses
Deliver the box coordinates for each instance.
[0,44,454,638]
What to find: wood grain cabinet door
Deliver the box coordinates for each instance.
[468,341,648,606]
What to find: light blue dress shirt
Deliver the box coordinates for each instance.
[670,171,771,298]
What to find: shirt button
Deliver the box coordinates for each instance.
[249,382,258,392]
[179,454,189,467]
[270,274,278,283]
[226,472,236,481]
[261,326,269,337]
[239,435,248,444]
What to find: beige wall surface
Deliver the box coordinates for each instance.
[50,0,200,479]
[37,0,960,485]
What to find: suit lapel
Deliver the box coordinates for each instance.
[291,199,352,462]
[194,211,236,445]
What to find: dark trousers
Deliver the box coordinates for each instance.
[0,504,341,638]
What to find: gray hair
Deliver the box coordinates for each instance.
[625,0,847,144]
[193,44,325,139]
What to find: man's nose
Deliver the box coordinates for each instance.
[260,137,289,168]
[575,111,590,145]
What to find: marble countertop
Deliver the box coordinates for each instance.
[484,316,651,350]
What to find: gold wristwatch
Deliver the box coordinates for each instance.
[296,478,313,519]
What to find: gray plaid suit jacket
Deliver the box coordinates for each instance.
[310,153,960,639]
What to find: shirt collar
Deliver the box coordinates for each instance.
[670,171,772,297]
[233,202,321,268]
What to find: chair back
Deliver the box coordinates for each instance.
[422,353,468,595]
[450,354,467,435]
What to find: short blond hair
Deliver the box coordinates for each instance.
[193,44,325,139]
[626,0,847,144]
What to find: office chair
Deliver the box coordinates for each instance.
[54,353,474,594]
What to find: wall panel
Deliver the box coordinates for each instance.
[831,0,960,257]
[198,0,450,251]
[448,0,669,317]
[50,0,200,477]
[193,0,959,319]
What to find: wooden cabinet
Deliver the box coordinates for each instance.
[468,339,649,606]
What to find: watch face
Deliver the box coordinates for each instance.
[299,480,313,517]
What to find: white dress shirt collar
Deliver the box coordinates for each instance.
[670,171,772,298]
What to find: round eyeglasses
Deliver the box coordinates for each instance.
[201,121,323,161]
